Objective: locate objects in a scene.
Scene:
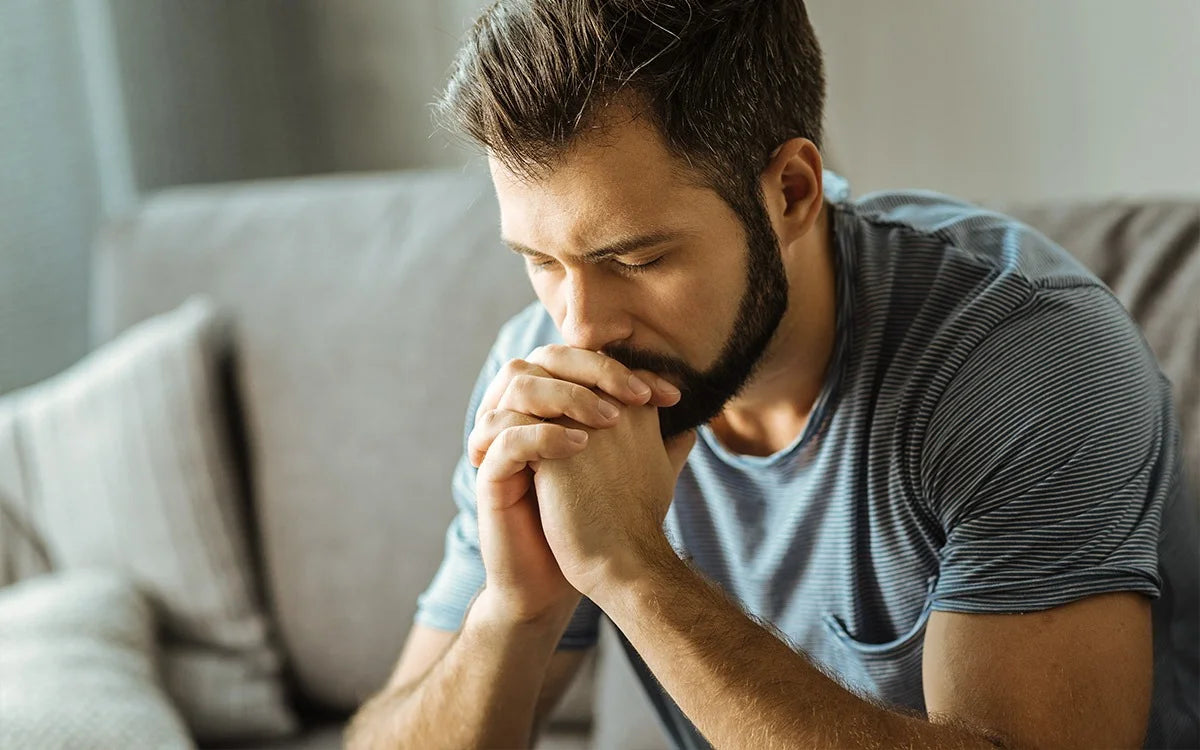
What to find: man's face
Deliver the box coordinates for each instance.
[490,113,788,438]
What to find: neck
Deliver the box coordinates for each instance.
[709,202,838,456]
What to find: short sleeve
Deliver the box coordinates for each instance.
[921,285,1176,614]
[412,314,601,649]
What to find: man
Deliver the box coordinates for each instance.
[346,2,1198,748]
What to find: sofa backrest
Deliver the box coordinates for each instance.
[92,169,1199,716]
[92,169,535,713]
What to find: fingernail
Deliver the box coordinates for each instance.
[629,374,652,397]
[657,377,681,396]
[598,400,620,420]
[566,428,588,444]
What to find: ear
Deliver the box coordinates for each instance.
[760,138,824,248]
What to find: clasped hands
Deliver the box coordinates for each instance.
[467,344,696,623]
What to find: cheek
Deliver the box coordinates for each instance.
[665,255,741,320]
[640,268,741,362]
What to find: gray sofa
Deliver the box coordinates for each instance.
[29,168,1200,747]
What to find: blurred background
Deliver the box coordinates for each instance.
[2,0,1198,395]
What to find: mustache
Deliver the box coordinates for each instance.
[599,343,702,384]
[601,342,731,408]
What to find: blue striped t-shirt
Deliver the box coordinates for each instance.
[414,171,1199,748]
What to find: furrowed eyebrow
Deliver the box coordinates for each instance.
[502,229,690,263]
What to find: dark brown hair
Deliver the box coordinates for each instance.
[437,0,826,217]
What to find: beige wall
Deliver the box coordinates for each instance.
[294,0,487,171]
[808,0,1200,202]
[298,0,1200,201]
[1,2,100,394]
[1,0,323,394]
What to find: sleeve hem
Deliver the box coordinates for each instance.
[931,569,1160,614]
[413,608,466,633]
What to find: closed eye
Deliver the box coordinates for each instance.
[527,255,666,274]
[613,256,665,274]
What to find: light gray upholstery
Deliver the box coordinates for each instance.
[0,400,51,586]
[0,569,193,750]
[86,168,1198,748]
[0,299,297,744]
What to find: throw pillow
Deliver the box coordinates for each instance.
[0,569,194,749]
[3,296,297,743]
[0,399,52,585]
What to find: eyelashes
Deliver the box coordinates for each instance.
[530,256,666,275]
[615,257,665,274]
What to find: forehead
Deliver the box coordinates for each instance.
[489,111,710,251]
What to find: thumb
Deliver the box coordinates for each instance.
[664,429,697,475]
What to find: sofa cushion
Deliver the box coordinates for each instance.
[0,400,52,585]
[3,297,298,743]
[0,569,193,749]
[90,170,537,712]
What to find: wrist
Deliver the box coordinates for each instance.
[469,587,580,635]
[589,534,683,612]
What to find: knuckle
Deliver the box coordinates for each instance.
[494,425,522,452]
[603,356,630,380]
[535,422,560,444]
[565,383,593,411]
[479,408,503,429]
[529,343,568,368]
[499,358,530,378]
[466,441,484,466]
[508,373,536,398]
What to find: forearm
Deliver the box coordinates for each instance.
[593,542,1001,750]
[345,591,572,750]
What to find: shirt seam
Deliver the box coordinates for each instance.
[842,202,1106,295]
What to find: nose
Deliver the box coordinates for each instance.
[558,269,630,351]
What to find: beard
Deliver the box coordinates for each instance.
[602,195,790,439]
